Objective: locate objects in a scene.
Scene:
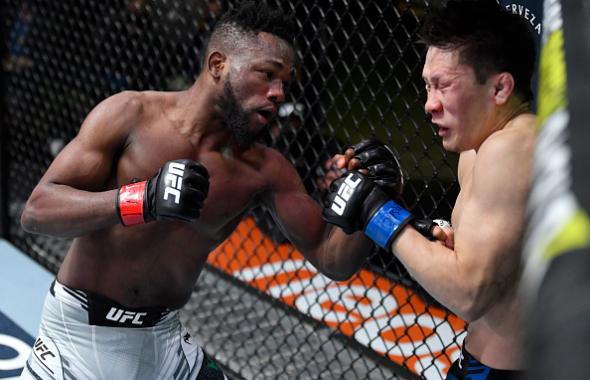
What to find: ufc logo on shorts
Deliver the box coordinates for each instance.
[34,337,56,361]
[106,307,147,325]
[331,173,362,215]
[163,162,185,204]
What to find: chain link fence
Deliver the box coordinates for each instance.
[1,1,463,379]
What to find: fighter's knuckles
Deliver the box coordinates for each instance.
[347,158,362,171]
[354,146,387,166]
[368,163,398,176]
[344,148,356,160]
[351,141,367,153]
[185,187,205,201]
[351,138,382,153]
[431,226,446,240]
[186,176,209,195]
[333,154,348,169]
[184,161,209,178]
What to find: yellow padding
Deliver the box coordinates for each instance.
[545,209,590,261]
[537,29,567,128]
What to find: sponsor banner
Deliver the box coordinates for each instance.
[0,310,34,379]
[208,218,466,379]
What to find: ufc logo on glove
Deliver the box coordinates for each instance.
[118,158,208,226]
[163,162,185,204]
[331,173,362,215]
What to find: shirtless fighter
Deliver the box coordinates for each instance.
[323,1,537,379]
[18,2,376,379]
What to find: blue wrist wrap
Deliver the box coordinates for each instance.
[364,200,412,249]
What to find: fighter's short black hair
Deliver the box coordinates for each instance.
[205,1,296,57]
[420,0,536,102]
[219,1,295,44]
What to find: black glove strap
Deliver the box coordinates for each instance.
[411,218,436,239]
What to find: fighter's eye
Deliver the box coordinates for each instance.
[258,70,273,80]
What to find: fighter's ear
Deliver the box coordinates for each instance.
[492,72,515,105]
[207,51,226,81]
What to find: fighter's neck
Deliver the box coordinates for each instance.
[499,100,531,127]
[170,81,231,150]
[486,99,532,137]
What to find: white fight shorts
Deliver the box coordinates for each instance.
[20,280,228,380]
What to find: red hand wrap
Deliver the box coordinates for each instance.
[118,181,147,226]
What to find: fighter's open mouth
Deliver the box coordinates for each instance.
[258,110,272,119]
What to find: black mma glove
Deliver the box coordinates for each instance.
[351,138,404,197]
[117,159,209,226]
[411,218,452,240]
[322,171,413,249]
[411,219,436,239]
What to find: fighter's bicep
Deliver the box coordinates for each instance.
[455,148,530,266]
[454,193,522,266]
[263,154,326,247]
[41,94,137,189]
[42,136,119,190]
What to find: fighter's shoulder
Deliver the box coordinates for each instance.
[82,91,147,131]
[504,112,536,139]
[475,114,536,179]
[257,146,302,185]
[258,145,292,170]
[481,114,536,158]
[100,90,146,110]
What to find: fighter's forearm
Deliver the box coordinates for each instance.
[391,227,496,321]
[21,183,120,238]
[314,227,373,281]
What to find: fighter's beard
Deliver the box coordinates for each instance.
[221,80,256,148]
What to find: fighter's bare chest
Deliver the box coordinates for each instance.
[198,161,267,229]
[118,132,269,236]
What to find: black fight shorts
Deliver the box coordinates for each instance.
[445,347,522,380]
